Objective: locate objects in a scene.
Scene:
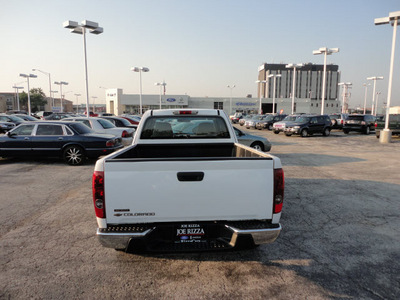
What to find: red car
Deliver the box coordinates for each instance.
[120,115,141,125]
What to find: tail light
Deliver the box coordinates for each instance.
[92,171,105,218]
[361,121,366,125]
[375,122,377,128]
[341,120,344,124]
[122,130,129,138]
[106,139,115,147]
[273,168,284,214]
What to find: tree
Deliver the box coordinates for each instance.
[19,88,47,112]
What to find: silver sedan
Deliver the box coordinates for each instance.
[234,127,271,152]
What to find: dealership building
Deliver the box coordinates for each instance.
[105,62,343,116]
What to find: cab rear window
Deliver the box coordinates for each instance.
[140,116,231,139]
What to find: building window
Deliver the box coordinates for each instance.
[214,102,223,109]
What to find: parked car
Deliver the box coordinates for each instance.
[343,114,376,135]
[273,115,302,134]
[64,117,134,146]
[284,115,332,137]
[0,121,15,133]
[97,112,115,117]
[375,113,400,138]
[99,116,137,130]
[234,127,271,151]
[230,112,244,124]
[43,113,73,120]
[84,111,98,117]
[35,111,53,119]
[329,113,348,129]
[256,114,287,130]
[245,115,266,129]
[0,114,25,126]
[239,114,253,126]
[120,114,141,125]
[0,121,123,165]
[14,114,38,121]
[6,110,27,115]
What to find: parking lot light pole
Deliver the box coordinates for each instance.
[285,64,304,114]
[32,69,53,107]
[268,74,281,114]
[131,67,150,115]
[375,92,382,115]
[54,81,68,112]
[155,81,167,109]
[367,76,384,116]
[375,11,400,143]
[255,80,267,114]
[338,82,352,113]
[63,20,103,118]
[227,85,235,115]
[313,47,339,115]
[12,85,24,111]
[92,96,97,114]
[19,73,37,116]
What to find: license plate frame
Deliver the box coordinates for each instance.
[174,223,207,244]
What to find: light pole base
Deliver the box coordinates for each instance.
[379,129,392,144]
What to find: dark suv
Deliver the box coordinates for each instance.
[343,114,376,135]
[284,115,331,137]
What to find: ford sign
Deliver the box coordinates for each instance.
[166,98,176,102]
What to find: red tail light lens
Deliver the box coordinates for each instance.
[273,168,284,214]
[106,139,115,147]
[375,122,377,128]
[122,130,128,138]
[92,171,106,218]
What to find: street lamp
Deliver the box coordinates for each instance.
[54,81,68,112]
[74,93,81,113]
[375,11,400,143]
[64,20,103,118]
[255,80,267,114]
[285,64,304,114]
[362,83,370,114]
[19,73,37,115]
[12,85,24,111]
[313,47,339,115]
[155,81,167,110]
[32,68,53,107]
[367,76,384,116]
[227,85,235,115]
[338,82,352,114]
[131,67,150,114]
[268,74,281,114]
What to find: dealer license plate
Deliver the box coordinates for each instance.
[174,224,207,244]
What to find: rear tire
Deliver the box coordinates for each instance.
[274,131,279,134]
[343,130,350,134]
[268,124,273,130]
[250,142,264,151]
[323,128,331,136]
[63,145,85,165]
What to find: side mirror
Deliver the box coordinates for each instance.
[6,131,16,137]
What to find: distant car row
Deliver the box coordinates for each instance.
[232,112,399,137]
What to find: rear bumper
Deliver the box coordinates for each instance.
[97,222,281,251]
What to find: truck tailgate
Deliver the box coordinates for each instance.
[104,158,274,224]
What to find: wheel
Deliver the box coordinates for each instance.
[343,130,349,134]
[250,142,264,151]
[364,126,370,135]
[323,128,331,136]
[301,129,308,137]
[63,145,85,165]
[268,124,273,131]
[274,131,279,134]
[285,133,292,137]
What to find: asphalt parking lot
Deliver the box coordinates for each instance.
[1,128,399,299]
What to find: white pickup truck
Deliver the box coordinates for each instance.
[92,109,284,252]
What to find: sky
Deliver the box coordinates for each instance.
[1,0,399,109]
